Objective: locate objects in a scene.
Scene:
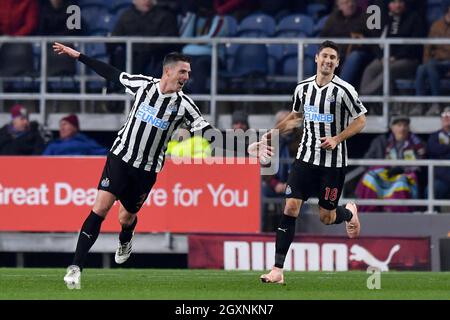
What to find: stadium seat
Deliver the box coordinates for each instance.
[77,0,108,8]
[313,14,329,36]
[223,15,238,37]
[109,0,132,13]
[306,3,328,21]
[238,13,276,37]
[0,43,35,76]
[276,14,314,38]
[81,5,109,35]
[221,44,269,92]
[267,44,283,75]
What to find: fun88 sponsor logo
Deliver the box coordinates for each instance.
[135,102,170,130]
[304,105,334,123]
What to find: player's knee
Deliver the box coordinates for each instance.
[284,201,301,217]
[319,214,334,225]
[118,214,135,227]
[92,204,111,217]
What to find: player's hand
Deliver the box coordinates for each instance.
[320,136,339,150]
[53,42,80,59]
[247,141,274,163]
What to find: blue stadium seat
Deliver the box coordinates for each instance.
[81,5,109,34]
[223,15,238,37]
[0,43,35,76]
[306,3,328,21]
[238,13,276,37]
[267,44,283,75]
[94,13,116,35]
[313,14,329,36]
[109,0,132,13]
[78,0,108,8]
[221,44,269,92]
[276,14,314,38]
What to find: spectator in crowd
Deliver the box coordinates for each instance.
[213,0,258,21]
[359,0,424,96]
[0,104,45,155]
[426,107,450,210]
[43,114,108,156]
[230,110,250,157]
[231,110,249,131]
[262,110,302,197]
[355,115,426,212]
[320,0,375,88]
[260,110,302,231]
[415,1,450,116]
[0,0,39,76]
[38,0,82,36]
[108,0,179,77]
[166,127,212,159]
[38,1,82,78]
[0,0,38,36]
[180,3,230,94]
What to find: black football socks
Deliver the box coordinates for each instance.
[274,214,297,268]
[119,216,137,244]
[334,205,353,224]
[72,211,104,270]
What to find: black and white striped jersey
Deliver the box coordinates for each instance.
[110,72,210,172]
[292,75,367,168]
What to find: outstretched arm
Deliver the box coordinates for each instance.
[53,42,122,83]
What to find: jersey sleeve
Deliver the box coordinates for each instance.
[343,85,367,118]
[119,72,153,96]
[182,95,211,133]
[292,84,304,113]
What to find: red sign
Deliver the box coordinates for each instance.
[0,157,260,233]
[188,233,431,271]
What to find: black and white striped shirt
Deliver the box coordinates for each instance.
[292,75,367,168]
[110,72,210,172]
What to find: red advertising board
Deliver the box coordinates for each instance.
[188,233,431,271]
[0,157,260,233]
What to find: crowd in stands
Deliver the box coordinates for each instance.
[1,0,450,101]
[0,104,107,156]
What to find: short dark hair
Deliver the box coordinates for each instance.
[163,52,191,67]
[317,40,340,58]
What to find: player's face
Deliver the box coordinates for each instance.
[166,61,191,92]
[315,48,339,76]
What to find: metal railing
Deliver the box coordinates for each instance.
[263,158,450,214]
[1,36,450,129]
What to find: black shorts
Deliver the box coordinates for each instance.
[286,160,345,210]
[97,153,157,214]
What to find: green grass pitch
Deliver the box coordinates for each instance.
[0,268,449,300]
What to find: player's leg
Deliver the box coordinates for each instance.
[114,168,158,264]
[317,167,360,238]
[64,153,125,289]
[261,160,314,284]
[64,190,116,289]
[114,204,138,264]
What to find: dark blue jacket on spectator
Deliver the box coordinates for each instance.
[43,133,107,156]
[427,129,450,184]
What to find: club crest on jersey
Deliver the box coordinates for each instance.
[326,94,335,102]
[285,185,292,195]
[101,178,110,188]
[167,103,178,113]
[135,102,170,130]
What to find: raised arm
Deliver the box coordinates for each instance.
[53,42,122,83]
